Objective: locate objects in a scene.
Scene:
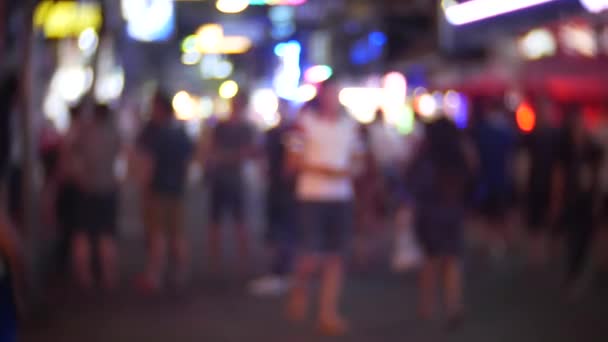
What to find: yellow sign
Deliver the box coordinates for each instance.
[190,24,252,55]
[34,1,103,39]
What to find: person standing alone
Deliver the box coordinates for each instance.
[135,93,194,292]
[205,92,256,274]
[286,77,363,336]
[71,104,121,290]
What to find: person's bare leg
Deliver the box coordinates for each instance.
[144,230,166,289]
[442,256,464,319]
[72,232,93,290]
[529,232,548,267]
[418,258,439,320]
[286,254,318,322]
[489,220,507,260]
[171,230,190,288]
[318,254,348,335]
[99,235,119,291]
[208,224,221,273]
[235,222,250,274]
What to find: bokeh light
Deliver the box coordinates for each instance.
[172,91,197,121]
[416,94,438,119]
[252,89,279,116]
[339,87,383,124]
[52,66,94,104]
[396,104,416,135]
[304,65,333,84]
[382,71,407,125]
[516,101,536,133]
[78,28,99,55]
[181,34,198,53]
[199,96,214,119]
[295,84,318,102]
[216,0,249,14]
[219,80,239,99]
[182,51,202,65]
[122,0,174,42]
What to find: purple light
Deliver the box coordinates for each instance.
[444,0,557,26]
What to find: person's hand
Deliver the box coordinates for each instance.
[304,164,350,179]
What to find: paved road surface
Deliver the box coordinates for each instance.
[20,183,608,342]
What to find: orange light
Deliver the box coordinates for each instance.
[516,102,536,133]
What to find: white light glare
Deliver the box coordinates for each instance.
[219,80,239,99]
[173,91,197,121]
[95,68,125,104]
[78,28,99,54]
[560,24,598,57]
[339,88,383,124]
[252,89,279,116]
[216,0,249,14]
[580,0,608,13]
[519,28,556,60]
[444,0,557,26]
[52,67,94,103]
[295,84,318,102]
[182,51,202,65]
[123,0,174,42]
[417,94,438,118]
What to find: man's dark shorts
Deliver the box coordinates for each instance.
[77,191,118,237]
[298,200,353,254]
[266,186,295,244]
[210,178,245,223]
[479,188,510,222]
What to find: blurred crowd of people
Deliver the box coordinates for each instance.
[2,74,608,339]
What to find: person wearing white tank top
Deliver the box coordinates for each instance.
[285,77,363,336]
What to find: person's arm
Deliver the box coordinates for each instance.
[0,216,27,318]
[462,136,480,177]
[197,124,214,166]
[132,130,154,191]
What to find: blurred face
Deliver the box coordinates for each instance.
[230,95,248,122]
[318,83,341,116]
[152,97,171,121]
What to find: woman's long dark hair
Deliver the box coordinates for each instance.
[424,117,469,202]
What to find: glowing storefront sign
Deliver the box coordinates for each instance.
[273,41,302,100]
[580,0,608,13]
[122,0,175,42]
[249,0,307,6]
[443,0,558,26]
[34,1,102,38]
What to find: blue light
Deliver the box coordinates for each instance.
[273,40,302,100]
[369,31,387,46]
[124,0,175,42]
[350,37,383,65]
[454,94,469,129]
[274,40,301,57]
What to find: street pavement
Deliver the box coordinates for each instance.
[20,179,608,342]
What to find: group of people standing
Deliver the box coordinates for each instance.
[2,73,607,339]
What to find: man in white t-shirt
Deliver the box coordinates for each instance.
[286,77,362,336]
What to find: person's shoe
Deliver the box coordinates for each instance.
[317,317,349,336]
[248,275,289,297]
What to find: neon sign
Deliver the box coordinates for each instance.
[443,0,558,26]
